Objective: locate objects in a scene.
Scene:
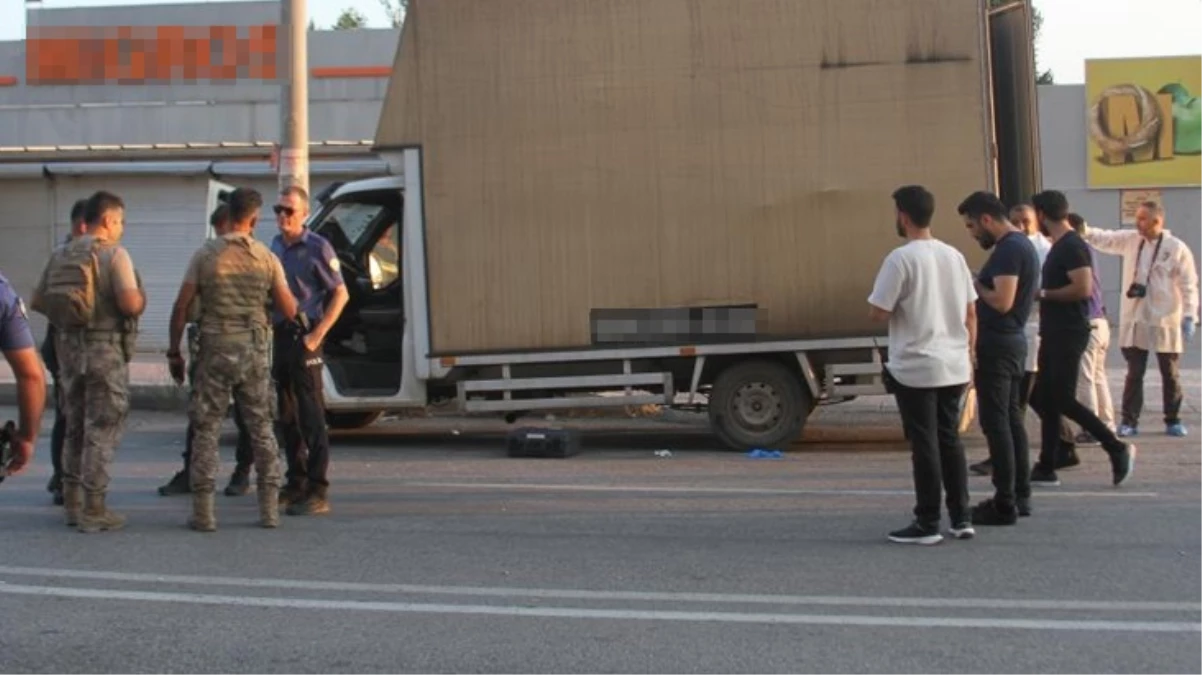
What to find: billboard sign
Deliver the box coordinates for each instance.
[1085,55,1201,188]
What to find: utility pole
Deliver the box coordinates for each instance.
[279,0,309,195]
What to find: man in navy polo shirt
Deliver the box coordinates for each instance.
[270,186,349,516]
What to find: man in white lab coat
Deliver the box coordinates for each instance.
[1081,201,1199,438]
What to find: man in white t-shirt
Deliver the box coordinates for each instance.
[868,185,978,546]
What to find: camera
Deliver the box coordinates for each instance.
[1126,283,1148,299]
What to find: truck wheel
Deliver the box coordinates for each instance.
[708,359,812,452]
[325,411,383,430]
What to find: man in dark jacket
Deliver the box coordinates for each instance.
[42,199,88,505]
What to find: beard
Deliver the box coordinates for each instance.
[977,233,996,250]
[1037,219,1050,237]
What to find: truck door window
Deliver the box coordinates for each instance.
[319,202,387,252]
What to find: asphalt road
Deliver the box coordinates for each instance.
[0,406,1198,674]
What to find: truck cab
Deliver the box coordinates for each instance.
[306,160,433,429]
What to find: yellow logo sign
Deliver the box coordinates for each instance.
[1085,56,1201,188]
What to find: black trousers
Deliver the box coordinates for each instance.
[182,404,253,472]
[49,377,65,484]
[273,328,331,491]
[1121,348,1183,426]
[1030,330,1125,467]
[888,371,970,529]
[975,336,1030,509]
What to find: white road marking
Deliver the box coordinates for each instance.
[0,582,1196,633]
[0,566,1195,613]
[398,481,1160,499]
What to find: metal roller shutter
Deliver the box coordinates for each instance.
[52,175,210,352]
[0,177,56,340]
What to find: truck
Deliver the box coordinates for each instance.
[300,0,1043,451]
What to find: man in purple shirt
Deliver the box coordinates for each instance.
[0,270,45,480]
[270,186,349,516]
[1068,213,1116,444]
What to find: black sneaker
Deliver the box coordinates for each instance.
[1055,448,1081,470]
[1016,497,1032,517]
[888,522,943,545]
[948,521,976,540]
[1111,443,1136,487]
[157,470,191,496]
[1030,465,1060,487]
[969,459,992,477]
[971,498,1018,526]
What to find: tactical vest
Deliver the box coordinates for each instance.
[196,234,274,334]
[40,234,125,333]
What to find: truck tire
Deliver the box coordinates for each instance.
[708,359,812,452]
[325,411,383,430]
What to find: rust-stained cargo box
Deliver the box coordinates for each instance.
[376,0,1019,355]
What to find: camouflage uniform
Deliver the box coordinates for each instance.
[39,235,136,532]
[186,232,284,531]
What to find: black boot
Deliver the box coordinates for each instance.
[47,474,64,506]
[223,466,252,497]
[157,470,191,496]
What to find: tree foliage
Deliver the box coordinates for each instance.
[380,0,408,28]
[334,7,369,30]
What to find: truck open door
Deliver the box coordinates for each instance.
[988,0,1043,205]
[308,180,410,429]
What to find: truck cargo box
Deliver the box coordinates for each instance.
[375,0,1006,354]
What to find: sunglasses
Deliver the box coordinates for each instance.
[273,205,296,217]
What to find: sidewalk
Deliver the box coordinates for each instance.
[0,352,1197,423]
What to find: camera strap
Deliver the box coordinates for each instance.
[1135,234,1164,288]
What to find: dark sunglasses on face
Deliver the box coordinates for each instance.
[273,205,295,217]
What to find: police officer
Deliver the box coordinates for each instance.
[42,198,88,505]
[270,186,349,516]
[32,190,144,532]
[167,187,299,531]
[158,203,256,497]
[0,270,45,480]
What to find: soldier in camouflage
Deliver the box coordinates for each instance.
[167,187,299,531]
[157,203,256,498]
[33,190,144,533]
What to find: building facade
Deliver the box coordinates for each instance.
[0,1,399,348]
[0,2,1197,351]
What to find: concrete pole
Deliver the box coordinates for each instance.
[279,0,310,195]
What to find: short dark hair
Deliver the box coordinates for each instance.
[209,203,231,227]
[892,185,935,228]
[280,185,309,203]
[1031,190,1069,222]
[83,191,124,227]
[69,198,88,226]
[1139,200,1164,218]
[957,191,1008,223]
[226,187,263,224]
[1067,212,1085,234]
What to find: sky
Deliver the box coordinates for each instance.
[0,0,1199,84]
